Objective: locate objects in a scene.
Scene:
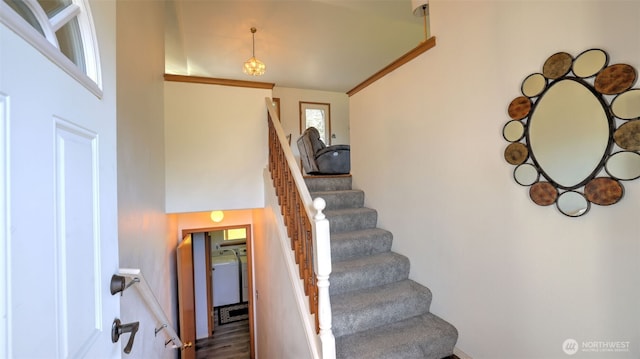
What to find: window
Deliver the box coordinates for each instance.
[208,226,249,244]
[224,228,247,241]
[0,0,101,96]
[300,101,331,145]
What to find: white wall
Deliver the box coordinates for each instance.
[116,1,178,358]
[272,86,350,163]
[252,172,317,359]
[349,1,640,359]
[164,82,271,213]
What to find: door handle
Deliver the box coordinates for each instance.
[112,318,139,354]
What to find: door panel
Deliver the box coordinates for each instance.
[55,120,103,356]
[177,235,196,359]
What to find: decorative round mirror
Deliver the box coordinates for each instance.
[502,49,640,217]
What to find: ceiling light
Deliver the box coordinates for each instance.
[412,0,430,41]
[243,27,266,76]
[210,210,224,223]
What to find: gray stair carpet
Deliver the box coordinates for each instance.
[304,175,458,359]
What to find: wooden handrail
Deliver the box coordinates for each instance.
[346,37,436,97]
[265,98,335,358]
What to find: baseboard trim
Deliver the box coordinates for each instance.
[454,347,473,359]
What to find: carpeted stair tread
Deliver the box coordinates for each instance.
[298,174,458,358]
[330,252,409,295]
[331,279,432,338]
[335,312,459,359]
[330,228,393,262]
[325,207,378,233]
[304,175,352,192]
[310,189,364,210]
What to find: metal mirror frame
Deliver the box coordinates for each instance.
[502,48,640,217]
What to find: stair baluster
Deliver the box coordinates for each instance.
[266,98,335,359]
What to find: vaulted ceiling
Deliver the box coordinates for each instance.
[165,0,425,93]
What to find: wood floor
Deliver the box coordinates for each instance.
[196,325,458,359]
[194,312,459,359]
[196,318,250,359]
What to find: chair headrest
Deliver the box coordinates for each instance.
[302,127,326,153]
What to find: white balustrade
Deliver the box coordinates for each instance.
[118,268,184,349]
[313,197,335,359]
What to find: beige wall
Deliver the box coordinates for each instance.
[350,1,640,358]
[164,82,271,213]
[116,1,177,358]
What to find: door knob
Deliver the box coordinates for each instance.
[112,318,139,354]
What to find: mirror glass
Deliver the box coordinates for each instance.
[502,49,640,216]
[611,89,640,120]
[606,151,640,180]
[514,164,539,186]
[556,191,589,217]
[572,49,607,78]
[528,79,610,188]
[522,73,546,97]
[503,120,525,142]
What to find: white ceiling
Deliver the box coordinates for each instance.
[165,0,426,93]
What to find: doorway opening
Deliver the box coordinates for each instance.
[180,224,253,358]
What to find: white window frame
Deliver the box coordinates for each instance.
[0,0,102,97]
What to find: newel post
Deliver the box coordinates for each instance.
[312,197,336,359]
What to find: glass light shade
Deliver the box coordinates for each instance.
[243,56,266,76]
[210,210,224,223]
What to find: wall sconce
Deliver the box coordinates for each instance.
[210,210,224,223]
[412,0,430,41]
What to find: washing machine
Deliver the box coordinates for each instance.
[211,252,240,307]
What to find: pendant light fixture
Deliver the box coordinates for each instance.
[243,27,266,76]
[411,0,430,41]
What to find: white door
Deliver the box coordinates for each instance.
[0,2,120,357]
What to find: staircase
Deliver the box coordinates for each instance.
[305,175,458,359]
